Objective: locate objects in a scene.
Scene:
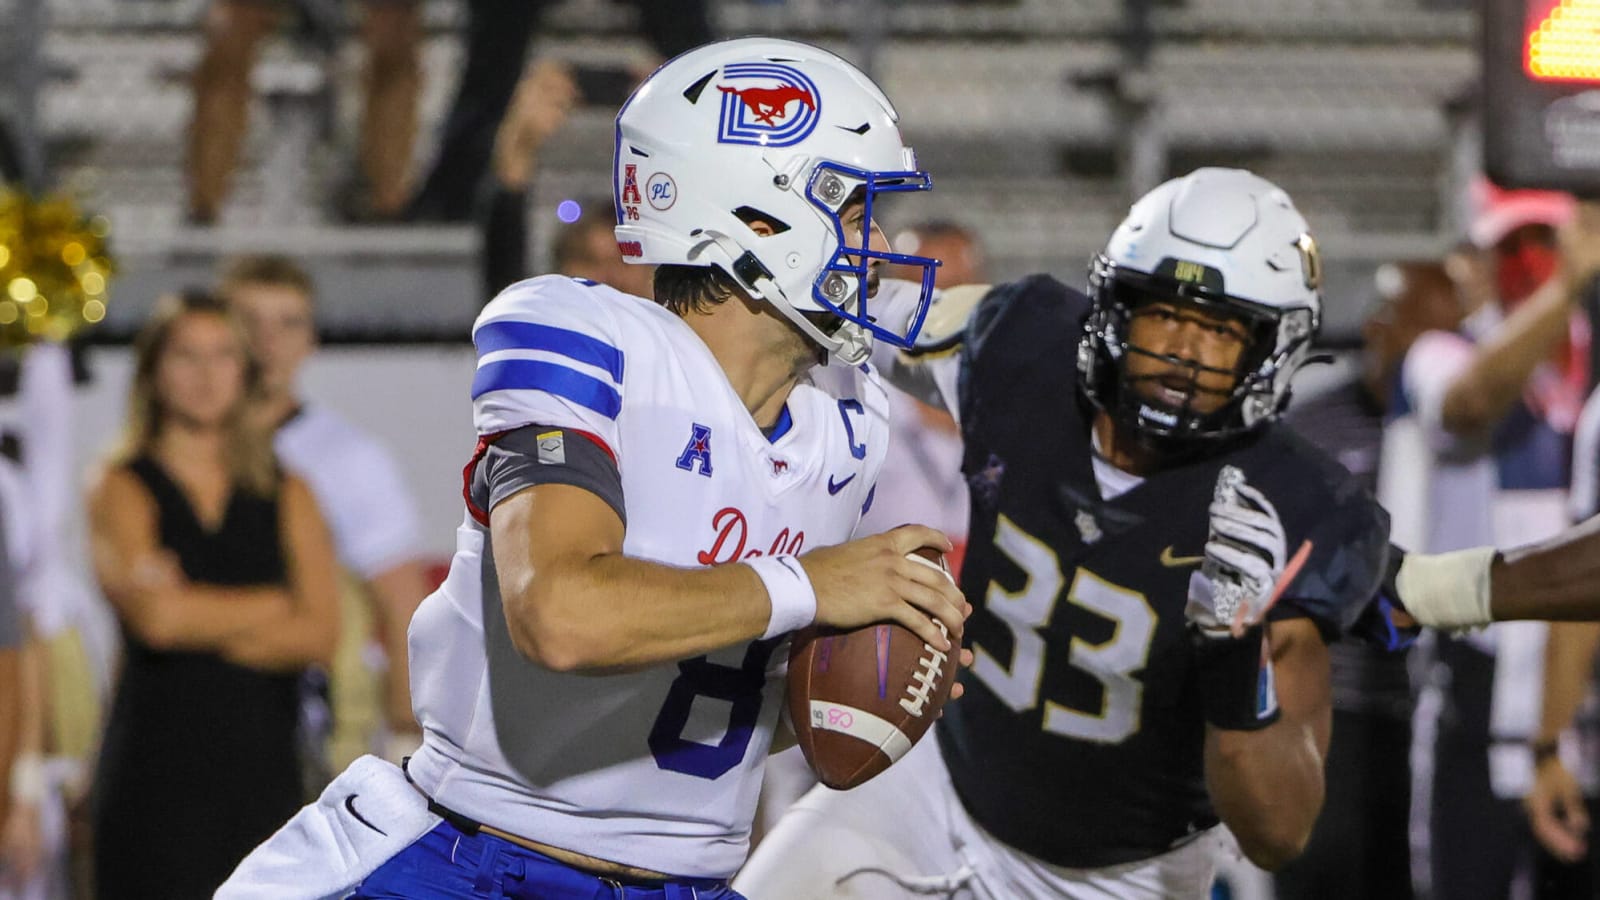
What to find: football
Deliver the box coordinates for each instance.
[786,547,962,790]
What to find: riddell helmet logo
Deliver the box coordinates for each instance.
[716,62,822,148]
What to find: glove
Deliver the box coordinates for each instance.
[1186,466,1288,639]
[1186,467,1285,731]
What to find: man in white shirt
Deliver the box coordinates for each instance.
[219,255,431,767]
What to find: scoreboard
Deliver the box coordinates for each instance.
[1484,0,1600,196]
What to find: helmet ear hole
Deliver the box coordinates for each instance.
[732,207,790,235]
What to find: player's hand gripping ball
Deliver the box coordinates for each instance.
[787,547,961,789]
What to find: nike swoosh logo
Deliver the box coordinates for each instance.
[1160,546,1205,568]
[827,474,856,495]
[344,794,388,836]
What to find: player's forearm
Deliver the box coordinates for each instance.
[1204,721,1324,870]
[502,554,773,673]
[1490,515,1600,621]
[1391,522,1600,629]
[1441,274,1572,436]
[1203,619,1330,871]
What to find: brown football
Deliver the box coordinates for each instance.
[786,547,961,790]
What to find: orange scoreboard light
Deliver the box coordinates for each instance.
[1485,0,1600,195]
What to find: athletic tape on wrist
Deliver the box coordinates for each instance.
[747,555,818,639]
[1393,546,1496,630]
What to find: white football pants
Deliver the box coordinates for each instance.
[735,735,1228,900]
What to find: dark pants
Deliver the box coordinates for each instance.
[1276,708,1414,900]
[1427,639,1599,900]
[405,0,551,221]
[407,0,713,222]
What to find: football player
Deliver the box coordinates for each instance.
[738,166,1600,898]
[739,168,1393,897]
[219,37,969,899]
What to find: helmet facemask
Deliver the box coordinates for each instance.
[804,163,939,360]
[1081,257,1317,446]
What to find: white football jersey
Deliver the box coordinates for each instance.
[405,275,890,878]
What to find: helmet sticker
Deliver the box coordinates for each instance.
[716,63,822,148]
[646,172,677,211]
[1153,258,1226,293]
[620,164,642,223]
[1296,233,1322,291]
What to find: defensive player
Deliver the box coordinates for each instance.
[740,168,1390,897]
[219,37,968,899]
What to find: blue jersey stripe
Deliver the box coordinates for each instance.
[474,321,625,383]
[472,359,623,419]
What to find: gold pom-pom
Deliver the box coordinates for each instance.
[0,187,115,349]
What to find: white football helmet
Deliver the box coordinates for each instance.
[614,37,939,365]
[1079,167,1322,443]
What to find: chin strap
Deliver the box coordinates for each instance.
[691,230,872,366]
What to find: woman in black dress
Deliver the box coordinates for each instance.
[86,290,339,899]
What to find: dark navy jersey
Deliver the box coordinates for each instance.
[935,274,1391,868]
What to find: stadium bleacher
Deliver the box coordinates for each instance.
[7,0,1481,342]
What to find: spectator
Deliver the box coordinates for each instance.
[1274,261,1463,900]
[479,61,654,301]
[86,290,338,899]
[408,0,712,222]
[187,0,421,223]
[1519,200,1600,894]
[217,255,430,771]
[1383,182,1599,900]
[891,220,987,288]
[0,342,107,900]
[0,470,23,869]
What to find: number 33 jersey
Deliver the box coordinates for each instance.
[404,275,889,879]
[936,274,1390,868]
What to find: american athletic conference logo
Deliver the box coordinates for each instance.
[716,62,822,148]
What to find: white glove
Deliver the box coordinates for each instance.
[1186,466,1288,639]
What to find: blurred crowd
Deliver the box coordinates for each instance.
[3,4,1600,899]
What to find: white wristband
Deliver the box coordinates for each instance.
[1394,546,1497,631]
[747,555,817,639]
[8,753,46,805]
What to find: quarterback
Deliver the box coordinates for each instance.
[219,37,967,899]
